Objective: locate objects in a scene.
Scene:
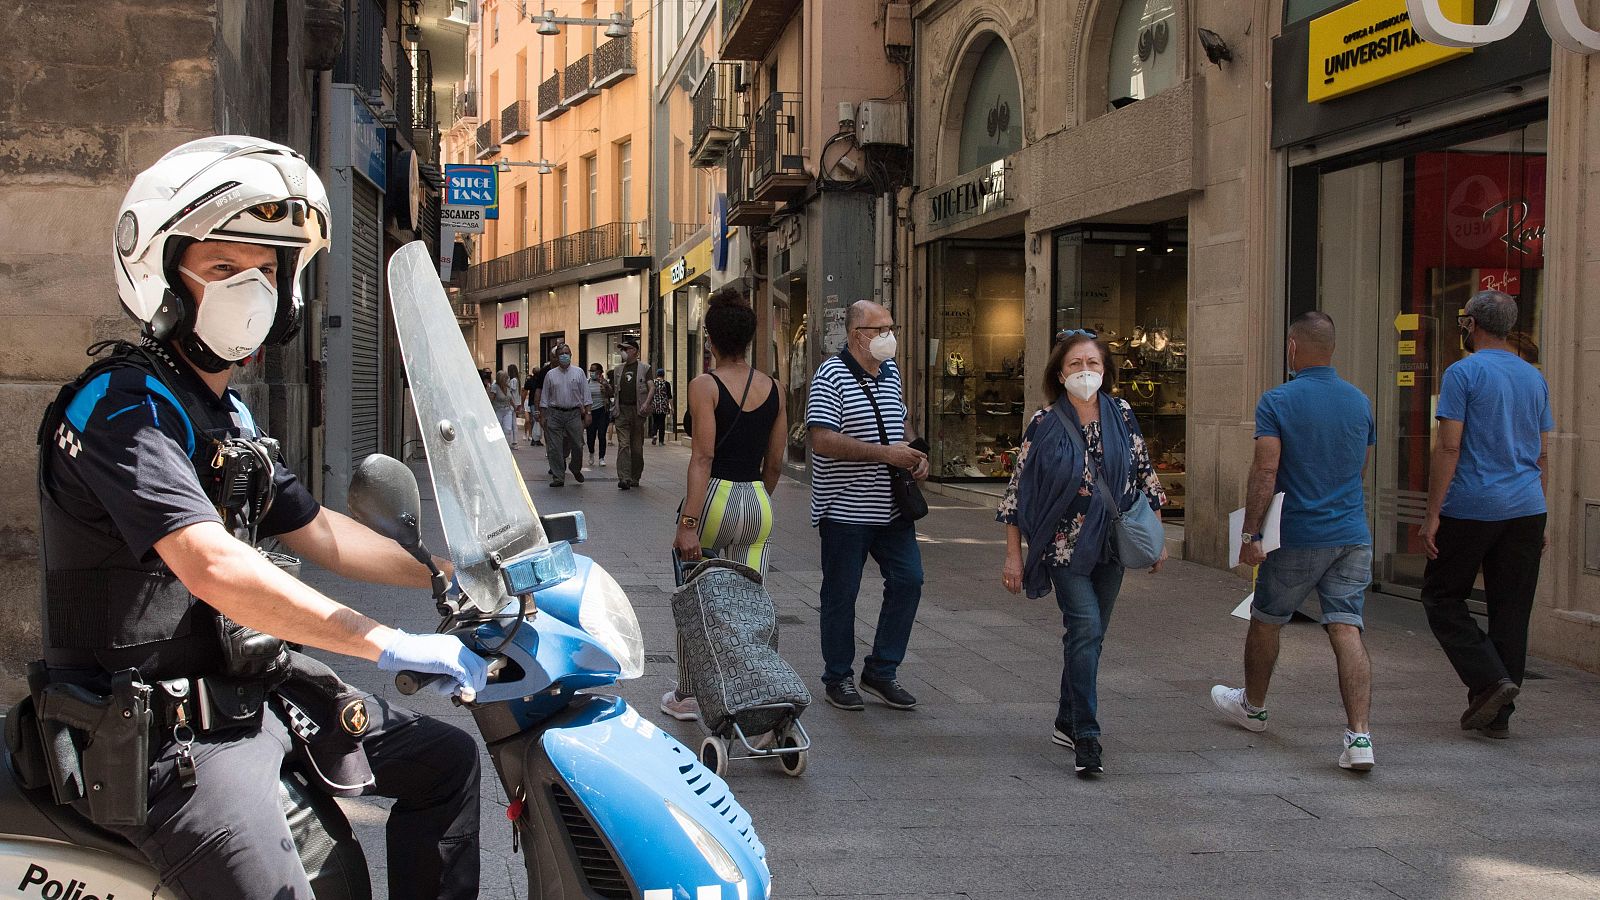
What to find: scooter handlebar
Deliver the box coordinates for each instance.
[394,670,477,704]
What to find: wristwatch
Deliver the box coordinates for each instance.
[678,514,700,529]
[1241,532,1263,544]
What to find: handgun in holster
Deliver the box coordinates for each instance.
[35,668,152,827]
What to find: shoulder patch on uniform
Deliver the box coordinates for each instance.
[54,423,84,459]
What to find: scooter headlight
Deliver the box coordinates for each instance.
[578,562,645,679]
[664,798,744,885]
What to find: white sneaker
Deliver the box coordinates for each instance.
[1340,732,1375,771]
[660,690,700,722]
[599,458,607,467]
[1211,685,1268,733]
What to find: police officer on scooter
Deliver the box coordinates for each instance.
[33,136,488,899]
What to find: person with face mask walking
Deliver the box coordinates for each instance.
[998,330,1168,776]
[610,338,656,490]
[1420,290,1554,739]
[807,300,930,713]
[535,344,590,487]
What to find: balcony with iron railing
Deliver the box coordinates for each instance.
[453,89,479,123]
[475,119,499,159]
[752,92,807,201]
[563,55,597,106]
[725,130,773,225]
[592,34,636,88]
[537,70,566,121]
[461,221,647,296]
[690,61,744,168]
[721,0,802,60]
[500,99,530,144]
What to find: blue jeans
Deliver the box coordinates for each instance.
[1049,561,1124,739]
[818,517,924,684]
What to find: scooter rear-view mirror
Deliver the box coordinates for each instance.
[349,453,425,552]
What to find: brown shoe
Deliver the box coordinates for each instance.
[1461,679,1519,731]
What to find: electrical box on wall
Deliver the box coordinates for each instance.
[883,1,912,50]
[858,101,908,147]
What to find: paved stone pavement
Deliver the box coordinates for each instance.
[303,441,1600,899]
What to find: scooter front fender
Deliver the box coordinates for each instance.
[519,695,771,900]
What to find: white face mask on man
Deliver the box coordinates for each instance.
[868,331,897,362]
[178,265,278,361]
[1062,370,1103,402]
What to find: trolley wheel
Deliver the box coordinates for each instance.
[778,730,807,777]
[699,735,729,776]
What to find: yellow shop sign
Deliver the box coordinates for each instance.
[1307,0,1471,103]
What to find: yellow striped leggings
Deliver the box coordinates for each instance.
[677,478,774,695]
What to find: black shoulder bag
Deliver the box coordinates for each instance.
[849,364,929,521]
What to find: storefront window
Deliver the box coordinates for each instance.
[1291,118,1546,597]
[1054,226,1189,514]
[957,39,1023,174]
[927,241,1026,481]
[1108,0,1178,108]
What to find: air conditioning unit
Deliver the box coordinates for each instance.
[857,101,908,148]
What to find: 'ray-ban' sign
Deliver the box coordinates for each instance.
[1407,0,1600,52]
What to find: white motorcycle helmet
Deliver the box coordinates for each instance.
[114,135,332,372]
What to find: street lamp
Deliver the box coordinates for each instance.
[528,9,632,38]
[498,159,555,175]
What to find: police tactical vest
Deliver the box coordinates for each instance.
[37,342,279,680]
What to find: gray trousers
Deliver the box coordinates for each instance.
[615,405,647,485]
[109,694,479,900]
[543,406,585,481]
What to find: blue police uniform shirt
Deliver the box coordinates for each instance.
[1254,366,1375,549]
[1435,348,1553,521]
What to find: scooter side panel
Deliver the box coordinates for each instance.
[539,697,771,900]
[0,836,179,899]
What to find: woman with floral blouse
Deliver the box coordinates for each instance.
[997,329,1167,776]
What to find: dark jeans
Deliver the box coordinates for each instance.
[586,406,610,459]
[1048,561,1124,740]
[111,694,479,900]
[817,517,923,684]
[651,412,668,443]
[1421,513,1545,720]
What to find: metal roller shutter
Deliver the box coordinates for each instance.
[350,180,382,460]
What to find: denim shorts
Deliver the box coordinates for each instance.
[1252,544,1372,629]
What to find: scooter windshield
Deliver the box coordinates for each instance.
[386,241,547,613]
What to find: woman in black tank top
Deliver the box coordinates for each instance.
[662,290,790,722]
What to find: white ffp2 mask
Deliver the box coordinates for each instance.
[1063,370,1103,402]
[869,332,897,362]
[179,265,278,361]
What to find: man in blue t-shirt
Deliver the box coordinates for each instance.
[1211,312,1379,772]
[1421,290,1553,739]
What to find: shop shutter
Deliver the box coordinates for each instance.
[350,180,382,460]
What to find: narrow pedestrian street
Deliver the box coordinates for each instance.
[305,442,1600,900]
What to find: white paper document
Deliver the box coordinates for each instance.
[1227,493,1285,569]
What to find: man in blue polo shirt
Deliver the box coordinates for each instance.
[1421,290,1553,739]
[1211,311,1378,771]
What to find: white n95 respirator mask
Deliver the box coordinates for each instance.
[1063,370,1103,402]
[869,331,898,362]
[178,265,279,362]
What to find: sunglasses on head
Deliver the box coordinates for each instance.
[1055,328,1098,343]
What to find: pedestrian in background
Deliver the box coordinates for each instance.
[586,361,613,469]
[663,290,788,721]
[489,369,518,448]
[651,368,674,444]
[610,337,655,490]
[999,329,1167,776]
[536,343,590,487]
[507,363,523,447]
[808,300,928,714]
[1421,290,1553,739]
[1211,312,1377,771]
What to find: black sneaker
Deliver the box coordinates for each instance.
[617,479,631,490]
[571,466,585,483]
[1051,721,1075,750]
[549,478,564,487]
[824,678,865,711]
[860,675,917,710]
[1074,736,1103,776]
[1461,679,1519,730]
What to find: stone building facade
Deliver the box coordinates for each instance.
[0,0,336,699]
[909,0,1600,674]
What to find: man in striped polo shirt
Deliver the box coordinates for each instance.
[807,299,930,711]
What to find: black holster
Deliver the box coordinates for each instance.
[32,665,153,828]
